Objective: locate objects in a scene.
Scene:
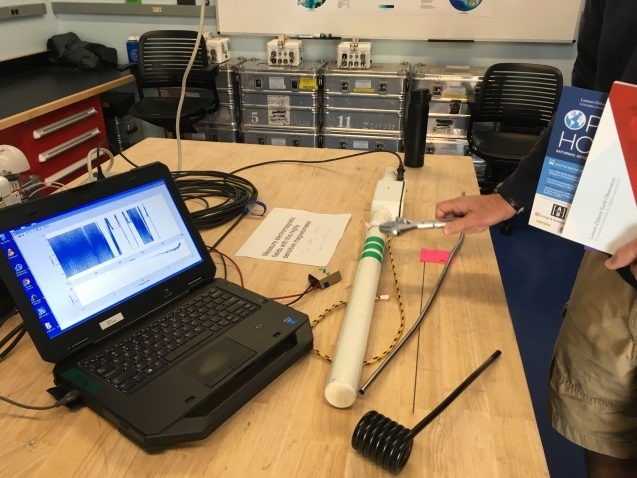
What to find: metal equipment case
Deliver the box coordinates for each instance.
[242,127,321,148]
[425,138,470,156]
[423,139,486,191]
[411,64,487,186]
[323,109,404,132]
[242,104,320,129]
[323,131,403,152]
[323,62,410,96]
[410,64,485,101]
[322,62,410,152]
[410,63,484,140]
[238,59,324,93]
[238,60,326,146]
[426,114,470,138]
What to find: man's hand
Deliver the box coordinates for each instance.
[605,238,637,279]
[435,194,517,235]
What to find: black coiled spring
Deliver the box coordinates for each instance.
[351,349,502,474]
[351,410,414,473]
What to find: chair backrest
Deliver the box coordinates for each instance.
[135,30,214,92]
[472,63,563,133]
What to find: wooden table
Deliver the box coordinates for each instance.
[0,138,548,477]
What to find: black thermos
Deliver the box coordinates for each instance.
[403,88,431,168]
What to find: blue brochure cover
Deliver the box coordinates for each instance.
[529,85,608,236]
[561,81,637,253]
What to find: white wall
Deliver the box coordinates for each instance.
[0,4,578,84]
[0,1,58,60]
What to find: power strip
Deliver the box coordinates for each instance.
[337,40,372,69]
[267,37,302,66]
[371,167,405,220]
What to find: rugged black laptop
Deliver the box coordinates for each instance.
[0,162,312,450]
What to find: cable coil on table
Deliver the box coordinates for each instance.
[170,170,259,230]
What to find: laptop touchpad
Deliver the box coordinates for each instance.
[182,338,256,388]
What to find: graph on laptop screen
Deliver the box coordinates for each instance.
[0,180,203,339]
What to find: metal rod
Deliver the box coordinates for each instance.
[408,349,501,437]
[359,231,464,395]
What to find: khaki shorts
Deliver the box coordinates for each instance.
[548,251,637,459]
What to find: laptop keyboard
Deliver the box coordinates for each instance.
[80,288,261,393]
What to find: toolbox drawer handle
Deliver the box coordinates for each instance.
[38,128,101,163]
[32,108,98,139]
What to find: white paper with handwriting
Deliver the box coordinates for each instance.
[236,208,351,266]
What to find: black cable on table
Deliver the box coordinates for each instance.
[170,170,258,231]
[228,149,405,181]
[285,283,319,306]
[0,320,25,362]
[0,389,81,411]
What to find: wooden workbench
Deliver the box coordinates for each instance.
[0,138,548,477]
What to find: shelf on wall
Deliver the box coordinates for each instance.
[51,2,216,18]
[0,3,47,20]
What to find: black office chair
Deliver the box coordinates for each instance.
[468,63,563,193]
[129,30,220,135]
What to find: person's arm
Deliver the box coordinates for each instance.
[435,193,516,235]
[435,104,552,236]
[490,125,552,212]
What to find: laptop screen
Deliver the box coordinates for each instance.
[0,179,204,340]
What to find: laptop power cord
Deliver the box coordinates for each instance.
[0,389,81,411]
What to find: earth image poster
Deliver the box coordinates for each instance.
[449,0,483,11]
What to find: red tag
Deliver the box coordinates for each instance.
[420,248,452,264]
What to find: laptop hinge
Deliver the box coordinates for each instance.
[69,337,90,351]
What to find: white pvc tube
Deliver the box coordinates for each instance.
[324,207,392,408]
